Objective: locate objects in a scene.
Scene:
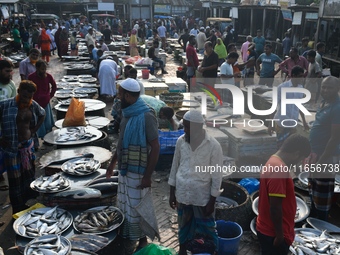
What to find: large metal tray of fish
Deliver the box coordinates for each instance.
[73,88,97,95]
[24,234,71,255]
[61,77,79,83]
[78,77,97,83]
[79,83,98,88]
[73,206,124,234]
[298,172,340,193]
[64,64,93,70]
[61,158,101,176]
[77,75,93,79]
[69,234,109,252]
[59,98,72,106]
[292,228,338,255]
[252,196,310,223]
[30,173,70,193]
[13,206,73,238]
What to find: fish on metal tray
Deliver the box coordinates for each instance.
[32,174,69,192]
[292,229,340,255]
[25,234,71,255]
[74,206,123,234]
[69,234,109,252]
[86,176,119,186]
[14,206,72,238]
[54,188,102,199]
[86,182,118,193]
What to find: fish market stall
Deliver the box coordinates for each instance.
[38,146,112,176]
[15,205,119,254]
[43,126,102,147]
[54,99,106,120]
[54,116,110,131]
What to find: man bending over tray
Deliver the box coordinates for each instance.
[0,80,45,214]
[106,78,160,254]
[168,110,223,255]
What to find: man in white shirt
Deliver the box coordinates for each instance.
[219,52,239,103]
[85,27,96,47]
[196,27,206,54]
[169,110,223,255]
[157,23,167,50]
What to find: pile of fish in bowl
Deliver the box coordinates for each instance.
[291,229,340,254]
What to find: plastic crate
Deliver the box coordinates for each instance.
[158,129,184,154]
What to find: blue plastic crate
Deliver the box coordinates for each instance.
[158,129,184,154]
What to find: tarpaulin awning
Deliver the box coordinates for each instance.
[281,10,292,21]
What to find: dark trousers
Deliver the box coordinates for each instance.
[256,231,290,255]
[152,57,164,69]
[258,77,274,87]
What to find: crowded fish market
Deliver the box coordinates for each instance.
[1,1,340,254]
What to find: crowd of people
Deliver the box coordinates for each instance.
[0,14,340,255]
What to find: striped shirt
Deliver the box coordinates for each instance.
[0,98,45,157]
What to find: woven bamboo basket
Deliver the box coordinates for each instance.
[159,92,184,109]
[215,180,253,230]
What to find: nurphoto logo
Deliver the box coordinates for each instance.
[198,84,312,128]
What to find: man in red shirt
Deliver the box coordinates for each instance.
[256,134,311,255]
[186,35,199,91]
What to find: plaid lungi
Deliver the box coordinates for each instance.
[4,138,38,213]
[117,171,148,240]
[177,203,218,251]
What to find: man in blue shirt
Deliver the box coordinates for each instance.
[253,29,266,56]
[256,44,282,87]
[307,76,340,221]
[282,32,292,57]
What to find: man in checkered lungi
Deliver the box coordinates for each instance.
[106,78,160,254]
[0,80,45,214]
[307,76,340,221]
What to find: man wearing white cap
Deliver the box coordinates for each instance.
[168,110,223,254]
[106,78,160,253]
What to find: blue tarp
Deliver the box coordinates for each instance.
[154,15,173,19]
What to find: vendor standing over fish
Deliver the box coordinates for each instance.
[106,78,160,254]
[168,110,223,255]
[256,134,311,255]
[306,76,340,221]
[28,60,56,149]
[0,80,45,214]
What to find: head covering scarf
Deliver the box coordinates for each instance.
[214,38,227,59]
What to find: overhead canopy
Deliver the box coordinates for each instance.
[154,15,173,19]
[31,14,60,20]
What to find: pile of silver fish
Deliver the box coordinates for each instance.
[86,176,118,194]
[74,206,123,234]
[25,235,71,255]
[291,229,340,255]
[62,158,100,176]
[15,206,72,238]
[56,127,95,142]
[32,174,69,192]
[54,188,102,200]
[69,234,109,252]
